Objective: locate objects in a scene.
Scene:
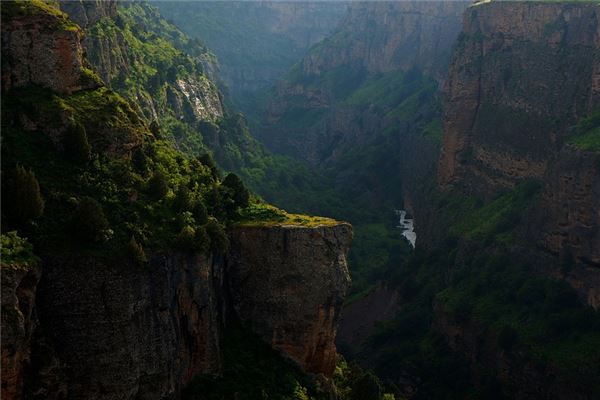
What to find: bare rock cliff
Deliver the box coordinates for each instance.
[438,1,600,268]
[227,224,352,376]
[1,264,41,400]
[1,4,98,94]
[439,1,600,192]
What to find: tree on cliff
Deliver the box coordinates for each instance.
[72,197,110,243]
[206,218,229,254]
[64,121,91,164]
[222,173,250,209]
[3,166,45,228]
[148,170,169,200]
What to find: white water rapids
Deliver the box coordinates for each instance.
[395,209,416,248]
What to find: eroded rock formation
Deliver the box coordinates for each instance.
[227,224,352,376]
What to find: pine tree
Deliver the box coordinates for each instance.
[192,200,208,225]
[173,185,191,212]
[206,218,229,254]
[6,166,45,227]
[148,170,169,200]
[222,173,250,209]
[64,121,91,164]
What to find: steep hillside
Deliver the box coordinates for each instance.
[0,2,353,399]
[262,1,467,163]
[155,1,348,117]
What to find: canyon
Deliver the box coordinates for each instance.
[2,0,600,399]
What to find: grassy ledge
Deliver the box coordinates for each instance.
[236,201,343,228]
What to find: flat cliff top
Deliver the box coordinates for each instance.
[236,202,347,228]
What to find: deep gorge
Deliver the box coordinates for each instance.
[2,1,600,399]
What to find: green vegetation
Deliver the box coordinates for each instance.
[238,201,340,228]
[64,121,91,164]
[351,183,600,398]
[183,321,329,400]
[2,165,45,228]
[0,232,40,269]
[1,0,80,32]
[128,235,148,266]
[450,179,542,244]
[568,109,600,151]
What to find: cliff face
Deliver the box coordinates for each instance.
[1,264,41,400]
[155,1,348,104]
[27,255,222,400]
[262,1,467,165]
[439,1,600,191]
[299,1,467,81]
[227,224,352,376]
[433,301,599,399]
[438,1,600,266]
[14,224,352,400]
[1,3,98,94]
[60,1,223,126]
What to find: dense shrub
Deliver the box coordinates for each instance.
[148,170,169,199]
[194,225,210,254]
[193,201,208,225]
[4,166,44,227]
[222,172,250,209]
[206,218,229,254]
[128,235,147,265]
[173,185,192,211]
[64,121,91,164]
[175,226,196,251]
[72,197,110,243]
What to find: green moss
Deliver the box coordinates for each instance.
[237,201,341,228]
[450,179,542,243]
[567,109,600,151]
[1,231,40,269]
[2,0,80,32]
[183,320,328,400]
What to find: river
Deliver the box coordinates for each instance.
[395,209,416,248]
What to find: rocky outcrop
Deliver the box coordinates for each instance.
[60,1,224,124]
[10,223,352,399]
[1,264,41,400]
[227,224,352,376]
[1,2,98,94]
[58,0,117,29]
[439,1,600,193]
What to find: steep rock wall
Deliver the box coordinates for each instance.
[227,224,352,376]
[60,1,224,125]
[439,1,600,193]
[1,4,98,94]
[438,1,600,267]
[28,254,223,400]
[1,264,41,400]
[262,1,467,166]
